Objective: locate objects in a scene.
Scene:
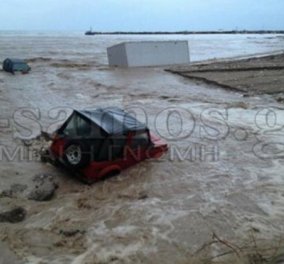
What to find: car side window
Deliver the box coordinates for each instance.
[131,132,149,149]
[98,138,112,161]
[97,136,127,161]
[111,136,127,159]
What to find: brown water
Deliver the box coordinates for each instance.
[0,32,284,263]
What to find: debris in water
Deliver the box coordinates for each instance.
[0,207,26,223]
[28,174,59,202]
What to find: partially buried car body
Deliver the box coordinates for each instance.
[47,107,168,183]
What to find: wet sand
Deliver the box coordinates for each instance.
[0,33,284,263]
[168,52,284,95]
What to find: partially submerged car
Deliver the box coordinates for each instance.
[3,58,31,74]
[46,107,168,183]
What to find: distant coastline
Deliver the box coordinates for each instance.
[85,30,284,35]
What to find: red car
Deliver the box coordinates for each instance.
[46,107,168,183]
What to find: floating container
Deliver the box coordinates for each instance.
[107,41,190,67]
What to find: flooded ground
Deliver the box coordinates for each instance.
[0,32,284,263]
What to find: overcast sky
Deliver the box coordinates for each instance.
[0,0,283,31]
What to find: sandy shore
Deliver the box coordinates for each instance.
[168,52,284,95]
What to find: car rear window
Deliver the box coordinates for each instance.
[64,115,91,137]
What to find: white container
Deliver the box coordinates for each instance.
[107,41,190,67]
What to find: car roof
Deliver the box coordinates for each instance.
[5,58,27,64]
[75,107,148,136]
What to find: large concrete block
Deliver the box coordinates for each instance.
[107,41,190,67]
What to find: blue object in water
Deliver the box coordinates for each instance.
[2,58,31,74]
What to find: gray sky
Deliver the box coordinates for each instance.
[0,0,283,31]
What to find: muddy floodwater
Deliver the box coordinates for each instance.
[0,32,284,263]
